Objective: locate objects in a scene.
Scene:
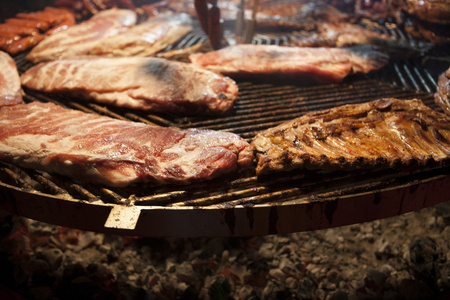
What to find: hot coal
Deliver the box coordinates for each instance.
[0,201,449,300]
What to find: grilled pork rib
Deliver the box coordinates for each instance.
[189,44,388,83]
[0,102,253,187]
[435,68,450,115]
[20,56,238,116]
[0,51,22,106]
[88,12,193,57]
[26,8,137,63]
[251,98,450,175]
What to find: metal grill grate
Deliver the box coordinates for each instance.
[1,28,450,237]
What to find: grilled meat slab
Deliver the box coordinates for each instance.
[89,12,193,57]
[256,0,350,30]
[189,44,388,83]
[26,8,137,63]
[0,51,23,106]
[251,98,450,175]
[398,0,450,24]
[0,102,253,187]
[435,68,450,115]
[20,56,238,116]
[289,22,433,57]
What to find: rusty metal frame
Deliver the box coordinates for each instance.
[1,167,449,237]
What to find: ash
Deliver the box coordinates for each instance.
[1,202,450,300]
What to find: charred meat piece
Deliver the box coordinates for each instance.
[251,98,450,175]
[399,0,450,44]
[0,102,253,187]
[89,12,193,57]
[27,8,137,63]
[0,51,23,106]
[435,68,450,115]
[189,44,388,83]
[20,56,238,116]
[398,0,450,25]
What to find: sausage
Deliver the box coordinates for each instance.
[6,35,45,56]
[6,18,51,31]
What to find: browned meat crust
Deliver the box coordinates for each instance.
[251,98,450,175]
[435,68,450,115]
[398,0,450,25]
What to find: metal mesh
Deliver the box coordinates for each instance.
[2,27,449,210]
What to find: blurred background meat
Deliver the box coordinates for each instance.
[435,67,450,115]
[398,0,450,25]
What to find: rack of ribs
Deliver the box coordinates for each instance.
[251,98,450,175]
[0,102,253,187]
[26,8,137,63]
[20,56,239,116]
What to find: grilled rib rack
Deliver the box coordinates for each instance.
[1,27,450,237]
